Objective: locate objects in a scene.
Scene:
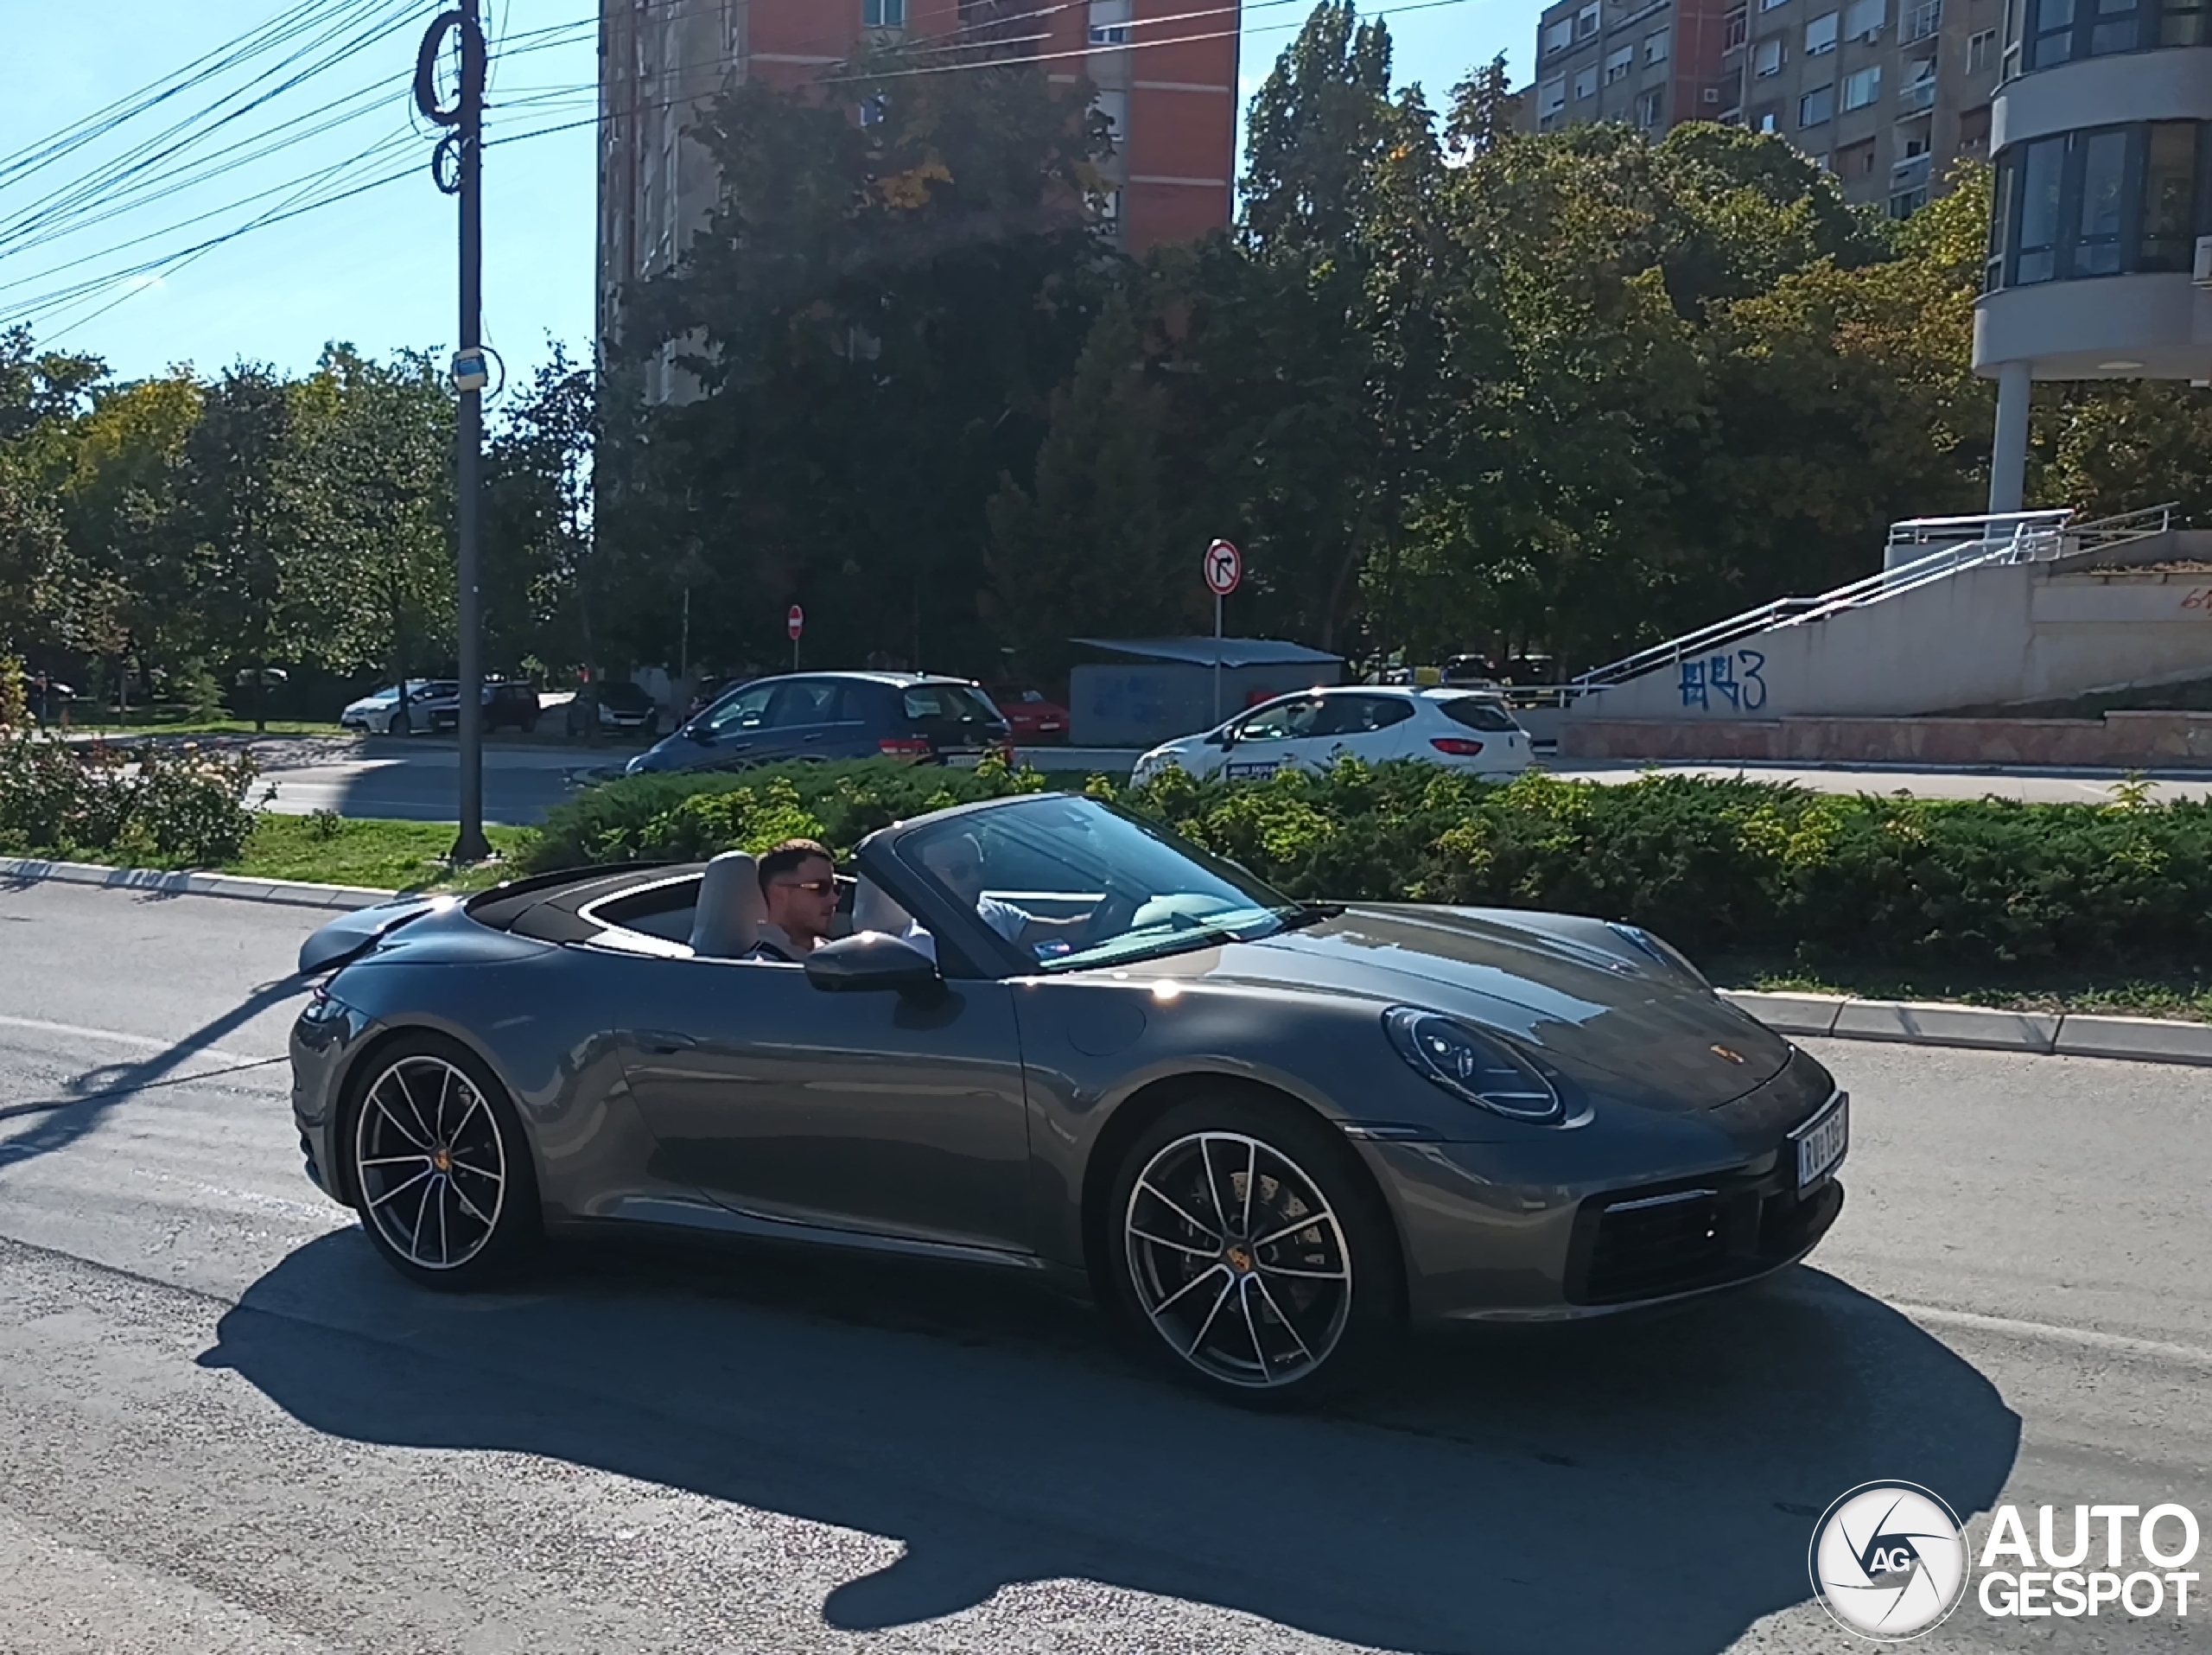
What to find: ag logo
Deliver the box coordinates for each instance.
[1809,1482,1970,1640]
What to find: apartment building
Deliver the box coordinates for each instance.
[598,0,1240,391]
[1531,0,2003,215]
[1975,0,2212,510]
[1533,0,1736,138]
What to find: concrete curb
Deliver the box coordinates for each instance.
[1720,990,2212,1068]
[0,856,389,913]
[6,856,2209,1066]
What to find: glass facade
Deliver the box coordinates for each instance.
[1986,120,2209,287]
[2012,0,2208,72]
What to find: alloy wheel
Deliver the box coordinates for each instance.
[353,1054,508,1271]
[1123,1130,1352,1390]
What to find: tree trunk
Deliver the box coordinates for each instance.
[579,579,600,748]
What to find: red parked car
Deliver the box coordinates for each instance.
[985,683,1069,742]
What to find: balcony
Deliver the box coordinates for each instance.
[1902,0,1942,43]
[1891,151,1933,188]
[1899,74,1937,111]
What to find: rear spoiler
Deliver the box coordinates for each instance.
[297,896,448,976]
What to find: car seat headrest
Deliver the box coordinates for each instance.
[690,850,765,958]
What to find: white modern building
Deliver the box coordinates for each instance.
[1975,0,2212,509]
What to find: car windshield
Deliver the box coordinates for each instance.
[896,795,1300,972]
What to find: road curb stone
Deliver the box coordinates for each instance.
[5,856,2207,1065]
[0,856,387,912]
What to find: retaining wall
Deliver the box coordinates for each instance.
[1558,710,2212,767]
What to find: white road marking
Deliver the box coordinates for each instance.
[0,1014,260,1067]
[1894,1301,2212,1370]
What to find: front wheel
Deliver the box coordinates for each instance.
[1107,1095,1402,1406]
[344,1034,541,1289]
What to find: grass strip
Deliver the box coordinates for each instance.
[220,813,539,894]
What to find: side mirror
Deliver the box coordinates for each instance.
[1212,729,1236,748]
[804,930,942,994]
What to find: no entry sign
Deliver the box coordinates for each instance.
[786,604,804,640]
[1204,538,1241,597]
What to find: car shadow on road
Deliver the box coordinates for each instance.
[201,1231,2018,1655]
[0,973,305,1163]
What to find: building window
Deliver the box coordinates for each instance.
[1760,0,1790,11]
[1903,0,1942,41]
[1960,103,1993,150]
[1757,107,1779,131]
[1089,0,1132,44]
[862,0,906,26]
[2021,0,2183,68]
[1539,74,1568,118]
[1645,26,1671,60]
[1094,87,1128,143]
[1837,137,1877,175]
[1754,35,1786,73]
[1993,121,2211,286]
[858,94,888,125]
[1800,82,1834,124]
[1577,2,1601,37]
[1842,65,1881,107]
[1606,44,1635,80]
[1806,10,1840,51]
[1544,16,1574,54]
[1889,186,1929,217]
[1636,87,1666,126]
[1967,26,1997,68]
[1725,5,1750,46]
[1574,66,1598,99]
[1843,0,1885,38]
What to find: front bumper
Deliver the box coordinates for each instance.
[1368,1057,1849,1324]
[289,997,371,1209]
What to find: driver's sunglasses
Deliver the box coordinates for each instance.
[774,877,836,896]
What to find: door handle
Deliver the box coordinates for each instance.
[802,732,825,743]
[637,1031,699,1054]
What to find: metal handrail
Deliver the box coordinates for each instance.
[1568,503,2177,695]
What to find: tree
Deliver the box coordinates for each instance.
[983,293,1199,682]
[483,343,596,678]
[603,43,1117,677]
[176,366,315,729]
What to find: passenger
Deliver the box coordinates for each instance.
[914,831,1091,952]
[751,838,839,961]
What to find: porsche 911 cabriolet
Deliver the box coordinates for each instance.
[289,792,1847,1404]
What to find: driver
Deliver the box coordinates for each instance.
[914,831,1094,952]
[751,838,839,961]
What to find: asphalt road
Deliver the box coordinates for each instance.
[3,879,2208,1654]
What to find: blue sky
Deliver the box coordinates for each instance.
[0,0,1524,388]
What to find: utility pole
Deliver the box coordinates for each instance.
[417,3,491,862]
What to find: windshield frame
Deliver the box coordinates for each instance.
[872,792,1300,978]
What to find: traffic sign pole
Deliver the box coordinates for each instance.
[1203,539,1241,727]
[787,604,804,672]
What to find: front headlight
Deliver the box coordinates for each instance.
[1383,1007,1563,1123]
[1606,923,1711,990]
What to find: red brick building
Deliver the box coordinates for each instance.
[598,1,1242,388]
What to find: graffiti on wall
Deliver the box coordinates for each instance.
[1679,648,1769,712]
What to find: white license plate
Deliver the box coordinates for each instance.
[944,751,983,768]
[1793,1093,1849,1190]
[1224,760,1282,780]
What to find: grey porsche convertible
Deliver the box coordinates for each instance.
[289,792,1847,1404]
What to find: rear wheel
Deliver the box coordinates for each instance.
[1107,1094,1402,1406]
[344,1033,540,1289]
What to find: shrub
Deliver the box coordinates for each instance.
[527,756,2212,974]
[0,656,26,731]
[0,733,261,865]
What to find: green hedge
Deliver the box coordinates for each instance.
[526,756,2212,972]
[0,732,261,866]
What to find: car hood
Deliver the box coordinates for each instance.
[1168,905,1790,1111]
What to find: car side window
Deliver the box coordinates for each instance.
[703,684,776,736]
[1439,697,1518,733]
[1312,696,1413,736]
[766,680,842,727]
[1236,697,1321,742]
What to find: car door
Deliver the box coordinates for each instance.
[683,680,779,768]
[1300,693,1417,769]
[613,955,1033,1255]
[763,678,866,761]
[1218,694,1325,780]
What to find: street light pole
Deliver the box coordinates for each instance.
[419,2,490,863]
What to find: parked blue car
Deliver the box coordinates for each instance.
[624,672,1013,777]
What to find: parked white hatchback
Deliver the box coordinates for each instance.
[1130,686,1535,785]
